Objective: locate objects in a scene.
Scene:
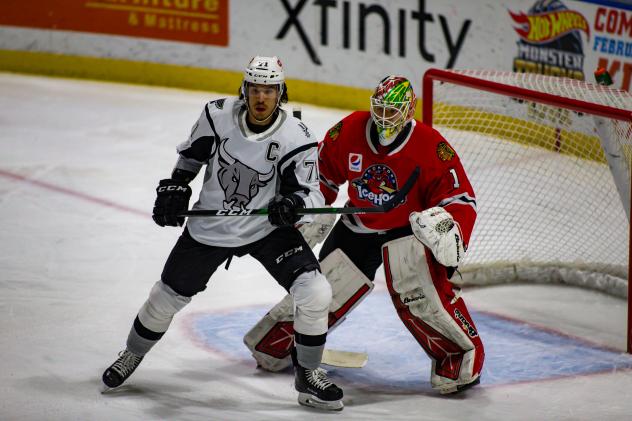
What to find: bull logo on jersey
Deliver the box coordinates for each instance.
[217,139,275,211]
[351,164,398,206]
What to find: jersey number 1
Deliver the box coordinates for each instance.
[449,168,460,188]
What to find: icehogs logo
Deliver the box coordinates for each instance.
[351,164,398,206]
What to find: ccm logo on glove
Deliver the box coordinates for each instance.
[157,185,190,193]
[152,179,192,227]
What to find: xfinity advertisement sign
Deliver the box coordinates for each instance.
[275,0,472,68]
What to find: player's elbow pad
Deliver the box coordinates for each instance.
[409,207,465,267]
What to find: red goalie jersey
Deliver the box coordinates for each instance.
[318,111,477,246]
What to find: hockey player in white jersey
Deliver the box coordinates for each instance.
[101,56,344,411]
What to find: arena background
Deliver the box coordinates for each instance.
[1,0,631,113]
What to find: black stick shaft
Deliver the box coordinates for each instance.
[181,206,388,217]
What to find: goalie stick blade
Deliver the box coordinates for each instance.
[321,349,368,368]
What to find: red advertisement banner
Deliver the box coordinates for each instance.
[0,0,229,46]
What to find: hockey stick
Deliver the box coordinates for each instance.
[180,166,420,217]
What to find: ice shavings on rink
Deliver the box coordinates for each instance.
[187,291,632,391]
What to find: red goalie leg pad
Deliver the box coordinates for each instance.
[448,298,485,378]
[382,245,485,380]
[254,321,295,359]
[328,283,372,328]
[254,283,372,359]
[395,305,466,380]
[424,251,485,378]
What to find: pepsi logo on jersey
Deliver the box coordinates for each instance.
[348,153,363,171]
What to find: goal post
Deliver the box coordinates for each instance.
[421,68,632,352]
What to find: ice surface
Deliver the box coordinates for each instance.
[1,73,631,420]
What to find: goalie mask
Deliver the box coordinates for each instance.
[370,76,417,146]
[241,56,286,122]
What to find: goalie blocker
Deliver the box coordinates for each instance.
[244,249,374,371]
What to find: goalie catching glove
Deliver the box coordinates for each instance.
[409,207,464,267]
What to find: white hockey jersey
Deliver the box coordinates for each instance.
[174,97,324,247]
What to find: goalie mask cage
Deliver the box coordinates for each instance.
[422,69,632,353]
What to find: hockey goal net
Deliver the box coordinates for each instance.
[422,69,632,352]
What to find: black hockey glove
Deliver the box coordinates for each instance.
[152,179,192,227]
[267,194,305,227]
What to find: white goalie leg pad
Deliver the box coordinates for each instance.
[383,236,479,390]
[137,280,192,333]
[321,249,374,331]
[243,249,374,371]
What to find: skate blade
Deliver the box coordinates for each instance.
[100,381,125,394]
[298,393,344,411]
[100,383,115,394]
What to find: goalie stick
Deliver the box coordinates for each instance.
[321,349,368,368]
[180,166,420,217]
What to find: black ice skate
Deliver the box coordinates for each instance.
[294,365,344,411]
[102,350,144,390]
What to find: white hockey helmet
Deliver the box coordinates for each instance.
[243,56,285,86]
[241,56,286,121]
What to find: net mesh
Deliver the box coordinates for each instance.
[428,70,632,297]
